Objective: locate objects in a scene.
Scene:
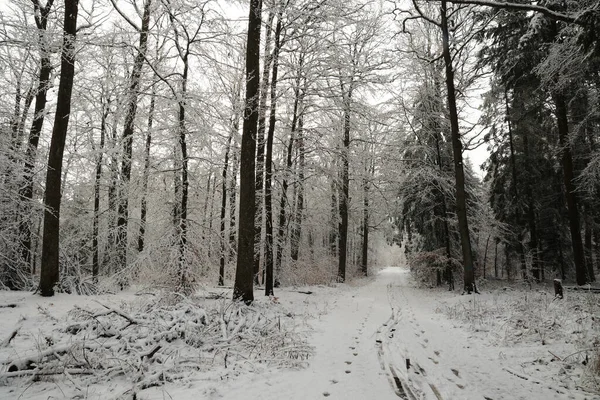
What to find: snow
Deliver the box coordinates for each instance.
[1,267,599,399]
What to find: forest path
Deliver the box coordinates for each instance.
[219,268,401,400]
[381,268,594,400]
[221,267,596,400]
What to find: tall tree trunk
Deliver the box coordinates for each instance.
[233,0,262,304]
[176,60,190,292]
[115,0,152,279]
[254,10,275,284]
[19,40,52,269]
[93,100,109,280]
[219,134,232,286]
[264,17,282,296]
[584,210,595,282]
[19,0,54,272]
[229,142,238,258]
[290,72,306,263]
[553,92,587,285]
[138,85,156,252]
[361,173,369,276]
[290,115,305,262]
[338,93,352,283]
[105,120,119,272]
[523,134,540,281]
[506,90,527,280]
[441,0,475,293]
[39,0,79,297]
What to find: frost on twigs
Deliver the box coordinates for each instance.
[0,294,312,392]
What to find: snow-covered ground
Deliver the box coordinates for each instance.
[1,267,599,399]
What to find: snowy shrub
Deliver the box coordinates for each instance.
[0,293,312,395]
[408,248,462,287]
[443,285,600,393]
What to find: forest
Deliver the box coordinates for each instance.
[0,0,599,299]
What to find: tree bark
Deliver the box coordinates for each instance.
[93,99,110,280]
[254,10,275,284]
[115,0,152,279]
[264,17,282,296]
[441,0,475,293]
[219,134,232,286]
[233,0,262,304]
[361,174,369,276]
[553,92,587,285]
[39,0,79,296]
[290,73,306,263]
[138,85,156,253]
[19,0,55,273]
[338,93,352,283]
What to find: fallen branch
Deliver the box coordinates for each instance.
[3,342,107,372]
[1,324,21,347]
[0,304,17,309]
[94,301,140,326]
[0,368,94,379]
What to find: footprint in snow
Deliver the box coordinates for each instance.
[451,368,460,378]
[345,370,351,374]
[434,350,440,356]
[345,361,352,365]
[353,353,358,356]
[330,379,338,384]
[323,392,331,397]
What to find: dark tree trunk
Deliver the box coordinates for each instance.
[202,172,212,240]
[105,121,119,272]
[506,91,527,280]
[290,72,306,263]
[441,0,475,293]
[275,124,294,287]
[219,134,232,286]
[264,17,282,296]
[229,141,238,258]
[233,0,262,304]
[584,210,596,282]
[93,100,109,280]
[138,85,155,253]
[494,239,499,278]
[19,0,55,272]
[522,127,540,281]
[338,94,352,283]
[553,92,587,285]
[116,0,152,278]
[208,173,218,260]
[176,60,190,291]
[254,11,275,285]
[361,174,369,276]
[330,178,338,255]
[39,0,78,296]
[482,235,491,280]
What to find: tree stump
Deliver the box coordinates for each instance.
[554,279,564,299]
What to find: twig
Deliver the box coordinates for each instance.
[0,368,94,379]
[1,324,21,347]
[548,350,563,361]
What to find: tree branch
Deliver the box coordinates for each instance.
[434,0,580,24]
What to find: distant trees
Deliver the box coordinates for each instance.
[2,0,597,298]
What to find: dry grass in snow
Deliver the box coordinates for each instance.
[0,289,314,399]
[441,281,600,394]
